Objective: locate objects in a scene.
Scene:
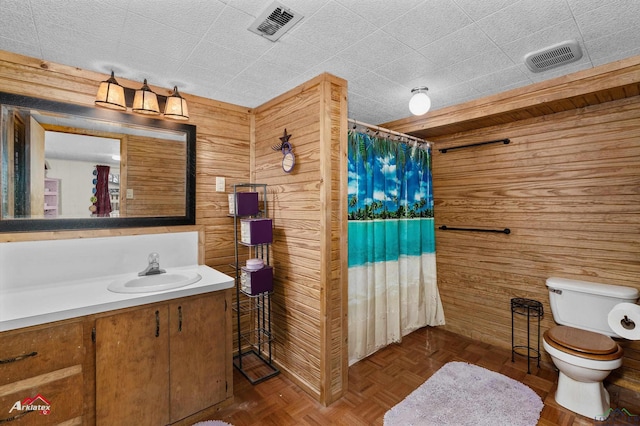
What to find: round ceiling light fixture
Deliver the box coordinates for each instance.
[409,86,431,116]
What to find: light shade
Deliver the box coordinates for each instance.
[164,86,189,120]
[95,71,126,111]
[132,79,160,115]
[409,86,431,116]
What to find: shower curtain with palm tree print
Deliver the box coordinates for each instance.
[348,130,445,365]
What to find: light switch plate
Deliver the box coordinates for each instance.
[126,189,134,199]
[216,176,226,192]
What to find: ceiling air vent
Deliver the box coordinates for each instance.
[248,1,303,42]
[524,40,583,73]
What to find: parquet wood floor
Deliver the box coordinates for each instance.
[212,326,640,425]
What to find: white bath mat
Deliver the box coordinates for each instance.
[192,421,233,426]
[384,361,543,426]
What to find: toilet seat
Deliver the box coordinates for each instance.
[543,326,623,361]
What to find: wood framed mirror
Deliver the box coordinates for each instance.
[0,91,196,232]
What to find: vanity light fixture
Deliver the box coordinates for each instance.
[95,71,126,111]
[409,86,431,116]
[132,79,160,115]
[163,86,189,120]
[95,73,190,120]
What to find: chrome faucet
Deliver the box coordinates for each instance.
[138,252,166,276]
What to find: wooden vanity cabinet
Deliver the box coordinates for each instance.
[0,320,85,425]
[95,290,232,425]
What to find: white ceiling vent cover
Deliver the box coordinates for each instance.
[524,40,583,73]
[248,2,303,42]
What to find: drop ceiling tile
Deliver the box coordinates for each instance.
[112,45,182,87]
[211,86,259,108]
[430,80,480,108]
[348,92,402,125]
[176,63,235,92]
[260,35,334,74]
[468,65,531,94]
[220,77,276,107]
[373,51,440,87]
[0,37,41,60]
[99,0,132,9]
[498,18,584,64]
[573,1,640,41]
[336,0,424,28]
[31,1,127,42]
[349,72,408,106]
[418,24,496,69]
[230,0,329,19]
[35,22,120,73]
[439,45,515,83]
[202,5,273,58]
[290,2,377,53]
[476,0,573,46]
[120,12,200,62]
[234,57,301,88]
[0,8,39,46]
[0,0,638,125]
[1,0,32,15]
[185,40,255,79]
[126,0,226,37]
[338,30,414,71]
[586,26,640,65]
[592,45,640,68]
[452,0,514,20]
[383,0,472,49]
[299,56,371,84]
[566,0,626,16]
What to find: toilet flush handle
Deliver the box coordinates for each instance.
[621,315,636,330]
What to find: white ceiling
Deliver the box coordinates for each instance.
[1,0,639,125]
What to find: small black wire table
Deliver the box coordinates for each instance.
[511,298,543,374]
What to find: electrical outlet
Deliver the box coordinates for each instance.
[126,189,134,199]
[216,177,226,192]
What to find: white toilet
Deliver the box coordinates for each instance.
[543,277,639,420]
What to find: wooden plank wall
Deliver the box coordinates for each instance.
[0,50,251,275]
[0,51,351,405]
[430,95,640,389]
[252,74,348,405]
[124,135,186,217]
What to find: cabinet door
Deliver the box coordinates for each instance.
[96,305,170,425]
[0,322,84,424]
[169,292,227,422]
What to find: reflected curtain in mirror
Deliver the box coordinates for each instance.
[95,165,111,217]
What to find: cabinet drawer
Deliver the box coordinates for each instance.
[0,367,83,425]
[0,322,83,385]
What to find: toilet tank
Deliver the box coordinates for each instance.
[546,277,639,336]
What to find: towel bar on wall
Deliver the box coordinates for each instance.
[439,225,511,234]
[439,138,510,153]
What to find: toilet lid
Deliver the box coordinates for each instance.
[546,326,618,355]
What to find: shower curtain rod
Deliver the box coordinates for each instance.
[348,118,430,147]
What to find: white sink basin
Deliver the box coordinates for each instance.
[108,270,202,294]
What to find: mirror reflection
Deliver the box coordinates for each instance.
[0,92,196,231]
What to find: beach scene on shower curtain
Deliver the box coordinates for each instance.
[348,130,444,365]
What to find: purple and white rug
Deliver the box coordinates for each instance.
[384,361,543,426]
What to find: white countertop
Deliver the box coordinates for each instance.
[0,265,234,332]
